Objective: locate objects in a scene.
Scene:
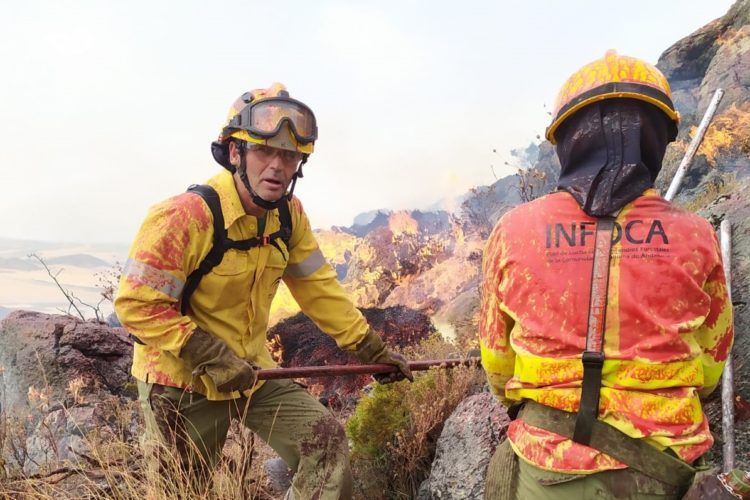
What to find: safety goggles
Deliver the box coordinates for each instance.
[245,143,304,166]
[225,96,318,144]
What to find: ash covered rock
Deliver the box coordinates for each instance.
[0,311,134,412]
[0,311,139,476]
[268,306,434,409]
[418,392,510,500]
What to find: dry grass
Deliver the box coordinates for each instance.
[0,384,277,499]
[347,334,485,499]
[0,420,278,500]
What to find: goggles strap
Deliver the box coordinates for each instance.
[283,156,307,201]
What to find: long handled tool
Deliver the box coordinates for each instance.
[720,219,735,473]
[664,88,724,201]
[256,357,481,380]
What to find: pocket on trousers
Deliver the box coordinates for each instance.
[145,384,186,445]
[526,464,586,486]
[137,380,166,445]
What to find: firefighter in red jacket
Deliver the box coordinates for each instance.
[480,51,733,498]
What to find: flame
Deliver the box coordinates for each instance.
[388,211,419,236]
[269,281,301,326]
[693,102,750,167]
[316,228,359,266]
[270,229,361,325]
[270,203,486,342]
[266,333,285,363]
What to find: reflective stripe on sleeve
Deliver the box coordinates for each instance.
[284,248,326,278]
[123,258,185,299]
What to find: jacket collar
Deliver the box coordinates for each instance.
[208,170,250,230]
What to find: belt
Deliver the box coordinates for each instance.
[517,400,696,488]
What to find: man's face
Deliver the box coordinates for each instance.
[231,142,302,202]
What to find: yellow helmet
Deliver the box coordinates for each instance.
[546,50,680,144]
[218,82,316,154]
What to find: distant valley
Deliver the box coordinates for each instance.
[0,238,127,320]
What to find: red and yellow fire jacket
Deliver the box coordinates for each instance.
[480,189,733,474]
[115,169,369,400]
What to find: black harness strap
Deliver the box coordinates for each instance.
[179,184,292,315]
[179,185,226,315]
[273,195,293,257]
[573,215,616,445]
[129,184,293,345]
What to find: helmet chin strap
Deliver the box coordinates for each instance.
[236,143,308,210]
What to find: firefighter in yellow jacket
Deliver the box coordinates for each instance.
[115,83,412,499]
[481,51,733,498]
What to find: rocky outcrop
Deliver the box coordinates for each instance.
[0,311,138,475]
[699,179,750,470]
[656,0,750,195]
[0,311,134,412]
[417,393,509,500]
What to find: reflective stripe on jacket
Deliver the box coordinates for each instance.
[479,189,733,474]
[115,169,369,400]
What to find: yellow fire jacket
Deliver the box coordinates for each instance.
[115,170,369,400]
[480,189,733,474]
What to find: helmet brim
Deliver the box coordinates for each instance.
[546,83,680,145]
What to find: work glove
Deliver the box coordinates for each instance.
[180,328,257,393]
[354,328,413,384]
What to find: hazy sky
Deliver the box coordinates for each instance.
[0,1,734,244]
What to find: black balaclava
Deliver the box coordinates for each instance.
[554,98,673,217]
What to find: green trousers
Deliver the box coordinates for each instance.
[485,439,685,500]
[514,458,686,500]
[137,378,352,500]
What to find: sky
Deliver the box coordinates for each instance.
[0,0,735,244]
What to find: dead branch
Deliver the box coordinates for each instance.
[29,253,86,320]
[28,253,107,323]
[6,466,76,482]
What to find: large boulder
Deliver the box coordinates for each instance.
[0,311,138,475]
[418,392,509,500]
[0,311,134,412]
